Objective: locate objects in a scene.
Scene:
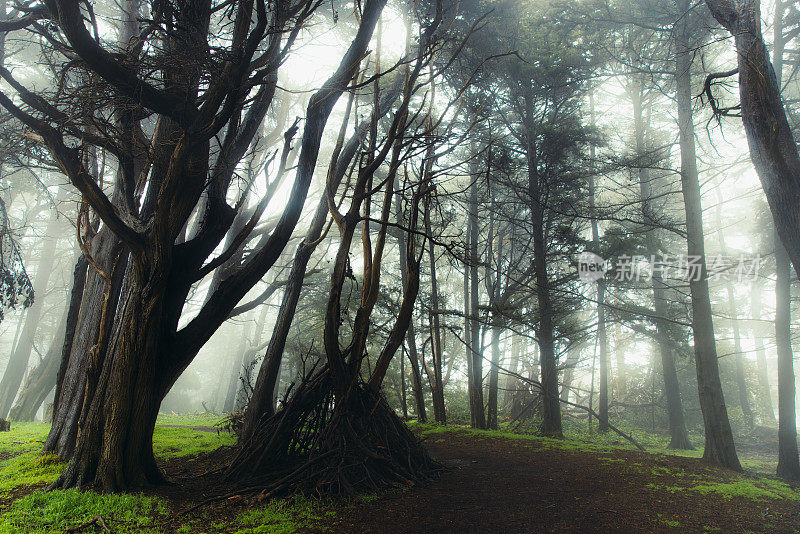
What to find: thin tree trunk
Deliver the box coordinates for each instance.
[397,192,427,421]
[425,201,447,424]
[713,180,754,428]
[523,99,561,437]
[487,324,501,429]
[630,77,692,449]
[467,174,486,429]
[676,0,739,468]
[0,217,60,418]
[775,230,800,479]
[751,279,775,422]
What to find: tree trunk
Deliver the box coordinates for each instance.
[8,270,75,421]
[398,194,427,421]
[676,0,739,468]
[750,279,775,422]
[596,278,609,432]
[775,232,800,479]
[467,176,486,429]
[630,76,692,449]
[52,261,169,490]
[425,199,447,424]
[45,231,126,459]
[487,323,501,429]
[523,109,561,437]
[704,0,800,281]
[0,218,60,418]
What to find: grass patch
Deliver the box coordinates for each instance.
[155,412,225,428]
[177,495,335,534]
[0,489,170,533]
[0,451,63,494]
[0,419,233,498]
[152,426,235,459]
[650,477,800,502]
[407,421,611,454]
[0,422,49,457]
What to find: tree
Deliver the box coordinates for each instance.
[226,5,451,494]
[0,0,389,490]
[704,0,800,281]
[629,73,693,449]
[675,0,739,469]
[704,0,800,478]
[0,210,61,417]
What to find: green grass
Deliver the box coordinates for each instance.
[152,426,236,459]
[0,417,339,534]
[654,478,800,502]
[0,451,63,494]
[0,422,49,457]
[155,412,226,428]
[408,421,800,506]
[175,495,336,534]
[0,421,236,498]
[0,489,170,533]
[407,421,614,454]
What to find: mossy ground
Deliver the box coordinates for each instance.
[0,415,325,533]
[1,416,798,532]
[408,421,800,506]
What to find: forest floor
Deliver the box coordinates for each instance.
[1,416,800,532]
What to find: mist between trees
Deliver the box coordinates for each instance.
[0,0,799,505]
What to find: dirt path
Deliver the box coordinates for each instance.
[331,430,800,533]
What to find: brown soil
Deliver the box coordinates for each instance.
[9,427,800,532]
[329,429,800,533]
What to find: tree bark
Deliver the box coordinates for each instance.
[676,0,739,468]
[425,197,447,425]
[704,0,800,282]
[775,230,800,479]
[467,173,486,429]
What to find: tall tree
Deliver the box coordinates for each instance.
[0,211,61,418]
[704,0,800,281]
[675,0,739,469]
[0,0,388,490]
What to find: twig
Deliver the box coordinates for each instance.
[65,515,110,533]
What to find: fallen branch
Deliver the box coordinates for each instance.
[493,363,647,452]
[65,515,110,533]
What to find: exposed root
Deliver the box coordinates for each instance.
[224,367,440,499]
